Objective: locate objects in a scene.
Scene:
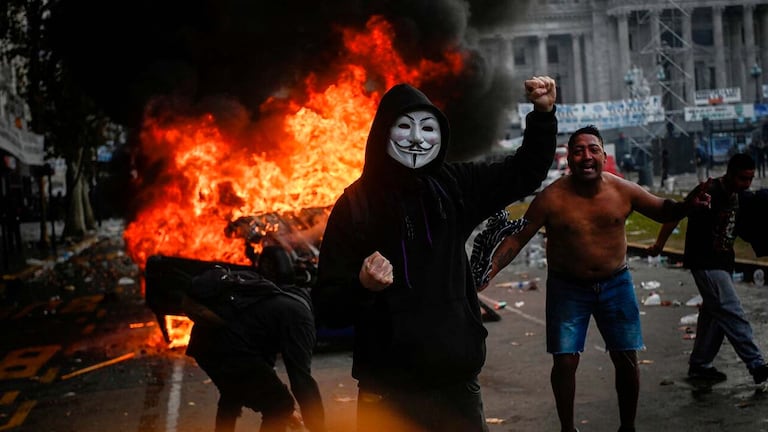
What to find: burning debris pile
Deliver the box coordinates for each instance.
[123,16,466,272]
[225,206,330,284]
[99,6,525,345]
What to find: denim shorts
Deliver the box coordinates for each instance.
[546,266,644,354]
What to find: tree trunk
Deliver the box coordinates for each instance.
[82,178,95,230]
[63,159,86,238]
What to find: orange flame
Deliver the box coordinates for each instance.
[124,16,463,270]
[124,17,464,348]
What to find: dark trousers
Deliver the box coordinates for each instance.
[357,377,489,432]
[199,357,295,432]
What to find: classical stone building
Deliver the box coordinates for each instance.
[479,0,768,106]
[479,0,768,178]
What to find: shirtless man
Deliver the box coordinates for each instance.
[484,125,709,432]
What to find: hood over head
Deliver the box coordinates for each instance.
[361,84,450,185]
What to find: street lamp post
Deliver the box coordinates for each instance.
[624,71,635,98]
[751,62,763,103]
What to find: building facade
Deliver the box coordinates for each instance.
[479,0,768,107]
[478,0,768,179]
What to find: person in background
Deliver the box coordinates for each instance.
[660,148,670,189]
[756,139,766,178]
[484,125,710,432]
[314,78,558,432]
[695,141,709,183]
[648,153,768,387]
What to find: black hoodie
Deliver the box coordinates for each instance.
[314,83,557,388]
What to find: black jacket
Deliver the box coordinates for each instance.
[185,279,325,431]
[314,83,557,388]
[737,188,768,257]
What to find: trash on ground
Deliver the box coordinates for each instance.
[498,278,539,290]
[478,293,506,310]
[685,295,702,307]
[640,280,660,290]
[643,292,661,306]
[60,352,136,380]
[680,313,699,325]
[754,269,765,287]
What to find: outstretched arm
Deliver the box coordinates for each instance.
[647,221,679,256]
[629,179,711,223]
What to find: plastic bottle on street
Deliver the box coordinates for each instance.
[643,292,661,306]
[754,269,765,287]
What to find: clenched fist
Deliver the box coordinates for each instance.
[525,76,556,113]
[359,251,394,291]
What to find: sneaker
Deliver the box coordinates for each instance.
[688,365,727,381]
[750,364,768,384]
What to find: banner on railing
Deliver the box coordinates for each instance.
[684,104,755,122]
[518,96,665,132]
[694,87,742,106]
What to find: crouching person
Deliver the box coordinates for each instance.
[183,266,326,432]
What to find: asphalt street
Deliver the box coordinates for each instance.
[1,170,768,431]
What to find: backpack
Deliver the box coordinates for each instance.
[187,266,311,324]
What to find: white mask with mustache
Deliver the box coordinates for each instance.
[387,110,441,169]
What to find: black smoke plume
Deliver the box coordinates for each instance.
[50,0,529,159]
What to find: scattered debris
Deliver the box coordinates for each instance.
[478,293,506,310]
[643,292,661,306]
[680,313,699,325]
[685,295,702,307]
[498,278,539,290]
[60,352,136,380]
[640,280,660,290]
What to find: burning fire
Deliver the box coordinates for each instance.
[124,16,465,348]
[124,15,464,270]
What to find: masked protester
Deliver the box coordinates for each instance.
[313,78,557,432]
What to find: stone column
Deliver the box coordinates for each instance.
[712,5,726,89]
[584,30,596,101]
[650,9,662,96]
[743,5,758,100]
[763,9,768,74]
[591,10,611,101]
[617,12,631,86]
[731,9,745,95]
[572,33,584,103]
[744,5,756,62]
[537,34,548,75]
[505,37,516,75]
[682,7,695,104]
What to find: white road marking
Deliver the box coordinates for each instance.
[165,358,184,432]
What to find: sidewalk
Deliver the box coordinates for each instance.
[0,219,127,303]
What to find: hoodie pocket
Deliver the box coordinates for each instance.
[388,298,487,380]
